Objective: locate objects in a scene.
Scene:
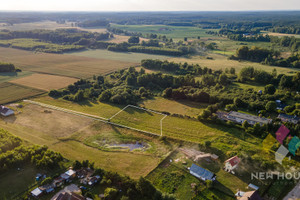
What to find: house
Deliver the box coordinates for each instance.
[239,190,262,200]
[224,156,240,172]
[31,187,43,198]
[276,100,286,111]
[88,175,101,186]
[226,111,272,126]
[189,164,216,181]
[39,184,54,193]
[65,169,76,178]
[0,105,14,117]
[248,183,259,190]
[54,192,85,200]
[53,176,65,187]
[278,114,299,124]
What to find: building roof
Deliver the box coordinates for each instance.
[0,105,13,115]
[55,192,85,200]
[31,187,43,197]
[225,156,240,167]
[190,164,215,181]
[65,169,76,176]
[276,124,290,144]
[248,183,259,190]
[278,114,300,123]
[228,111,272,124]
[240,190,262,200]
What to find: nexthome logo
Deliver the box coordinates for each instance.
[263,124,300,165]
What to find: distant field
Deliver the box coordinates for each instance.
[0,103,165,179]
[169,53,299,74]
[67,49,172,63]
[0,47,136,78]
[0,82,44,104]
[107,34,149,44]
[0,71,33,83]
[262,31,300,38]
[10,73,78,91]
[0,20,107,33]
[111,24,216,39]
[139,97,207,117]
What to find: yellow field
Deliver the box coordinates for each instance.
[9,73,78,91]
[0,47,136,78]
[107,35,149,44]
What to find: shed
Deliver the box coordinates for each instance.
[248,183,259,190]
[31,187,43,197]
[65,169,76,177]
[189,164,216,181]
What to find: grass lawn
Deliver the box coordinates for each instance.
[0,71,33,83]
[111,24,216,40]
[0,47,136,78]
[0,165,39,199]
[0,82,45,104]
[139,97,207,117]
[66,49,172,63]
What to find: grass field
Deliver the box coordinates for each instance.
[0,47,136,78]
[0,82,44,104]
[0,71,33,83]
[0,165,39,199]
[106,34,149,44]
[0,103,168,179]
[146,151,235,200]
[111,24,216,40]
[66,49,172,63]
[168,53,299,74]
[9,73,78,91]
[139,97,207,117]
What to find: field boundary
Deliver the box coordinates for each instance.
[109,104,167,136]
[24,100,162,137]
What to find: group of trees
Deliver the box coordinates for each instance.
[230,46,278,63]
[77,20,109,28]
[0,129,63,174]
[270,26,300,34]
[0,62,16,72]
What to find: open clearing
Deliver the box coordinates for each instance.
[0,82,44,104]
[106,34,149,44]
[111,24,216,40]
[66,49,172,63]
[169,53,299,74]
[9,73,78,91]
[0,47,136,78]
[0,103,165,179]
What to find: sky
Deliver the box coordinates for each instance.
[1,0,300,11]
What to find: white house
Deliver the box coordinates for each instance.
[0,105,14,117]
[224,156,240,172]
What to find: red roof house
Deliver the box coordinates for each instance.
[276,124,290,144]
[224,156,240,172]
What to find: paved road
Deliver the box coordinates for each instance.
[283,181,300,200]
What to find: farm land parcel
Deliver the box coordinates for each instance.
[0,47,136,78]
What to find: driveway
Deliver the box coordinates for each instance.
[283,181,300,200]
[51,184,80,200]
